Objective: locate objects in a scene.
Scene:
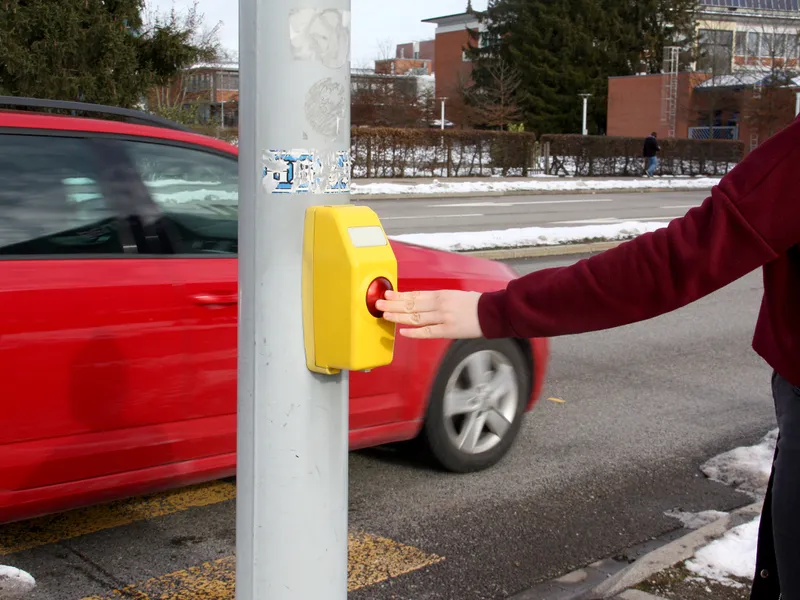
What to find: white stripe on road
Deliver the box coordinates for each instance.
[380,213,485,221]
[551,215,684,225]
[549,218,619,225]
[426,199,615,208]
[660,204,702,209]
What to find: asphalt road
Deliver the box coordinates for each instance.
[358,190,710,235]
[1,254,776,600]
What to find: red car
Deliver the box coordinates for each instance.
[0,98,549,524]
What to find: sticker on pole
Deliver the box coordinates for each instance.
[262,150,350,195]
[289,9,351,69]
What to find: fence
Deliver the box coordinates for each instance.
[687,126,739,141]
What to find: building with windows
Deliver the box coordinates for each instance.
[420,10,485,102]
[148,62,239,127]
[608,0,800,153]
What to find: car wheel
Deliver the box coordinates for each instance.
[421,339,530,473]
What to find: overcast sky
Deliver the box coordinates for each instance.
[150,0,487,67]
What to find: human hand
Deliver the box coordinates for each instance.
[376,290,484,339]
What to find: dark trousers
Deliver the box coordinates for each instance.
[751,372,800,599]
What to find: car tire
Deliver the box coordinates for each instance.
[420,339,530,473]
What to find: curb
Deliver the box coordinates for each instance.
[587,501,763,599]
[352,186,711,202]
[462,240,625,260]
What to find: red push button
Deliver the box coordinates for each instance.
[366,277,393,318]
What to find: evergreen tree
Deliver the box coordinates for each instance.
[468,0,696,134]
[0,0,220,108]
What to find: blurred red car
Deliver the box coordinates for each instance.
[0,98,549,524]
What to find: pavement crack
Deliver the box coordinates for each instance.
[57,541,148,598]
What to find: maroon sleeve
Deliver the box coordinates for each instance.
[477,118,800,339]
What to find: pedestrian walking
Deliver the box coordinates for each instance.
[643,131,660,177]
[376,115,800,600]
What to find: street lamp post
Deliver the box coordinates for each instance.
[440,96,447,131]
[579,93,591,136]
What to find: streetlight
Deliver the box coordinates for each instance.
[439,96,448,131]
[579,93,591,135]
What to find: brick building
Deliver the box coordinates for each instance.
[351,69,436,127]
[147,62,239,127]
[375,58,432,76]
[396,40,436,61]
[608,0,800,154]
[421,10,484,102]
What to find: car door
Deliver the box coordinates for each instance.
[0,132,190,499]
[116,139,239,456]
[115,137,402,443]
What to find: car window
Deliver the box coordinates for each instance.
[0,135,125,256]
[121,141,238,255]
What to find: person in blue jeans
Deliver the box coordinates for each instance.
[643,131,660,177]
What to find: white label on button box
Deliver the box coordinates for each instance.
[348,226,387,248]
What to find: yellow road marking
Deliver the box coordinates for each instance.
[548,397,566,403]
[82,533,443,599]
[0,481,237,555]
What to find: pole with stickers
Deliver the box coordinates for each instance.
[236,0,352,598]
[237,0,398,598]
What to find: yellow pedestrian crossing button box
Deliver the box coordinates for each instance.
[302,205,397,375]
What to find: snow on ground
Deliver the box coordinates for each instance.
[0,565,35,598]
[391,221,669,252]
[665,509,729,530]
[351,176,721,196]
[701,428,777,498]
[685,517,760,587]
[670,429,777,588]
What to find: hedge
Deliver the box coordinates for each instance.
[539,134,743,177]
[210,127,742,179]
[351,127,540,178]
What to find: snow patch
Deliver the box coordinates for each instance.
[351,176,721,196]
[685,517,760,587]
[0,565,36,598]
[390,221,669,252]
[665,509,729,529]
[701,429,777,498]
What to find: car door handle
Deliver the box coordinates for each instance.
[191,292,238,306]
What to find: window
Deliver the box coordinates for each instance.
[698,29,733,74]
[188,73,211,92]
[0,135,125,256]
[735,30,747,56]
[121,141,239,255]
[761,33,775,58]
[217,72,239,91]
[748,31,760,59]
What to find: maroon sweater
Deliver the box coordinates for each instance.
[478,116,800,385]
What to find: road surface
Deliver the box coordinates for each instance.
[0,253,775,600]
[359,190,709,235]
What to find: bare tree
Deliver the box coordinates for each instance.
[741,22,800,140]
[470,60,523,130]
[375,38,396,61]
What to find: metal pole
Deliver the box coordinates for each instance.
[796,91,799,117]
[579,93,591,135]
[441,98,446,131]
[237,0,351,598]
[581,96,588,135]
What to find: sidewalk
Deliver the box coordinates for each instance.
[350,175,722,199]
[513,429,775,600]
